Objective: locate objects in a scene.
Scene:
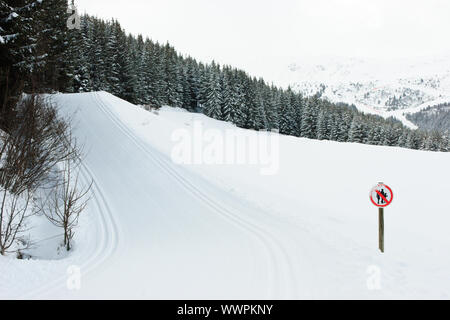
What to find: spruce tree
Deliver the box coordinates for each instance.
[317,109,328,140]
[105,20,122,95]
[203,68,222,120]
[122,35,139,103]
[338,111,352,142]
[90,19,108,91]
[230,80,247,128]
[37,0,71,91]
[301,96,318,139]
[69,15,92,92]
[221,72,233,122]
[348,116,365,143]
[278,90,296,135]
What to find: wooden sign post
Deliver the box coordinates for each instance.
[379,207,384,253]
[370,182,393,253]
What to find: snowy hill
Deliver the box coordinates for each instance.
[284,56,450,129]
[1,92,449,299]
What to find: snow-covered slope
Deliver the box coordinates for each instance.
[284,56,450,129]
[1,92,449,299]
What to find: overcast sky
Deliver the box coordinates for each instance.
[75,0,450,82]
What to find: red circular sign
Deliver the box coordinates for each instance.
[370,184,394,208]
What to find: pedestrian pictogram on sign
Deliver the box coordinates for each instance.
[370,183,393,208]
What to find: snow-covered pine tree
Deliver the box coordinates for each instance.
[1,0,42,84]
[424,131,444,152]
[367,125,383,145]
[189,59,202,111]
[146,41,166,107]
[181,58,199,111]
[221,72,233,122]
[239,76,257,129]
[203,66,223,120]
[69,14,92,92]
[37,0,72,91]
[301,95,319,139]
[278,89,296,135]
[179,64,191,109]
[104,20,122,95]
[260,84,276,131]
[278,92,289,134]
[122,35,140,103]
[348,116,365,143]
[291,92,303,137]
[230,83,246,127]
[317,109,328,140]
[174,57,185,108]
[230,70,248,128]
[397,130,409,148]
[134,35,148,104]
[382,126,397,147]
[243,79,266,130]
[328,111,338,141]
[1,1,32,117]
[90,19,108,91]
[196,62,209,113]
[439,134,449,152]
[338,111,352,142]
[406,131,420,150]
[162,44,183,107]
[262,86,277,131]
[252,87,268,130]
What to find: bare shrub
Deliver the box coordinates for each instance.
[40,155,92,251]
[0,183,32,255]
[1,95,77,193]
[0,94,78,256]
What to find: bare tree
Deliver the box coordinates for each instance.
[41,155,92,251]
[0,128,32,255]
[0,95,77,193]
[0,187,31,255]
[0,94,78,256]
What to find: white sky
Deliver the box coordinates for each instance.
[75,0,450,83]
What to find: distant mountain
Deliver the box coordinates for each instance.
[284,56,450,130]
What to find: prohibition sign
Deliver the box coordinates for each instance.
[370,184,393,208]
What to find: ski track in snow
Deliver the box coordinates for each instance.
[12,92,306,299]
[92,92,300,298]
[5,91,449,299]
[19,160,121,299]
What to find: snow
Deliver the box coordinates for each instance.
[1,91,449,299]
[6,12,18,22]
[1,34,18,43]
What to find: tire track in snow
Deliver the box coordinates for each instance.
[94,92,299,298]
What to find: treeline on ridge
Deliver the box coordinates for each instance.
[1,1,448,152]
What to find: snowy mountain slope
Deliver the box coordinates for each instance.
[406,104,450,133]
[1,92,449,299]
[284,56,450,129]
